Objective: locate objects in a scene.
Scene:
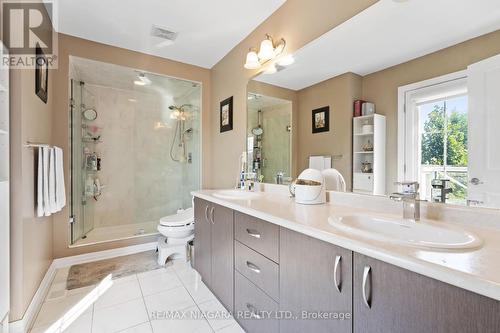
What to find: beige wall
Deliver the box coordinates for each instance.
[297,73,362,189]
[10,68,54,322]
[9,7,54,321]
[52,33,211,258]
[362,29,500,193]
[209,0,378,188]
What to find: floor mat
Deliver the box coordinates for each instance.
[66,250,161,290]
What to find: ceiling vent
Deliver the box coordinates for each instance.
[151,25,178,47]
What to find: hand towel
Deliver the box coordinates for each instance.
[42,147,51,216]
[322,168,347,192]
[309,156,332,171]
[54,147,66,211]
[48,147,57,213]
[36,148,44,217]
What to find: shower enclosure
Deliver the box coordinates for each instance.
[69,57,201,246]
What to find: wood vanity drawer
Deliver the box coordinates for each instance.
[235,240,279,301]
[235,212,279,262]
[234,271,279,333]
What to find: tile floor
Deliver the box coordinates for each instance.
[30,259,245,333]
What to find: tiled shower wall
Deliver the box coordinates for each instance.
[83,84,200,228]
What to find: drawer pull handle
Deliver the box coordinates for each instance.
[334,255,342,293]
[246,261,261,274]
[246,303,261,319]
[209,207,215,224]
[204,205,209,223]
[362,266,372,309]
[246,229,261,239]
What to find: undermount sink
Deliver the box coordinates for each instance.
[328,214,482,250]
[212,189,262,200]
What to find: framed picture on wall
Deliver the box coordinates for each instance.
[312,106,329,133]
[220,96,233,132]
[35,44,49,104]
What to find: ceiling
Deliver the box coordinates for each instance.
[57,0,285,69]
[255,0,500,90]
[248,93,291,110]
[70,56,200,100]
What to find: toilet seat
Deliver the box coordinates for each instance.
[159,207,194,227]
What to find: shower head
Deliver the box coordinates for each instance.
[169,104,193,110]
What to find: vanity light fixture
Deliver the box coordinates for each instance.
[244,34,291,71]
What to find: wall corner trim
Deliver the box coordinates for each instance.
[9,242,157,333]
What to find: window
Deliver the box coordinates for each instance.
[399,72,468,205]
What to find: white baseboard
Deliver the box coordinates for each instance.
[9,261,57,333]
[9,242,157,333]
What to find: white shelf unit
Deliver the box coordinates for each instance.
[352,114,386,195]
[0,42,9,332]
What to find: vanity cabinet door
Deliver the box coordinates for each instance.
[210,203,234,312]
[353,253,500,333]
[280,228,353,333]
[193,198,212,288]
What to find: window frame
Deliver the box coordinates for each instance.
[397,70,467,185]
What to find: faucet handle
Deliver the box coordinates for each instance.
[395,181,419,194]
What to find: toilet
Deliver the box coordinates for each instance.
[157,207,194,266]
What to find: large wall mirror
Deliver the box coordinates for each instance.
[246,1,500,210]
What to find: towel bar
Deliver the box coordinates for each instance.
[24,141,52,148]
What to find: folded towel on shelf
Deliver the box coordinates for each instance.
[322,168,347,192]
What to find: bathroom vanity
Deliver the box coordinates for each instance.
[192,191,500,333]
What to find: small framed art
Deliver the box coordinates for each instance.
[220,96,233,132]
[312,106,329,133]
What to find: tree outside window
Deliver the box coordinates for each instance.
[419,95,468,204]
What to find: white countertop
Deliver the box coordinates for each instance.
[192,189,500,302]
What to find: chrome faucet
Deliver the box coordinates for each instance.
[390,181,420,222]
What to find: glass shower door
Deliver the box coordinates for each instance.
[70,79,96,244]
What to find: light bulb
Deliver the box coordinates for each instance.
[258,37,275,61]
[244,49,260,69]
